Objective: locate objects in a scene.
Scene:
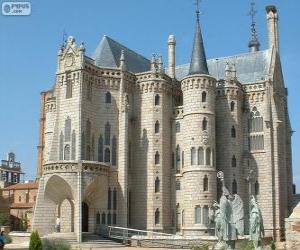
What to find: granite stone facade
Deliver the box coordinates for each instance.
[33,5,293,242]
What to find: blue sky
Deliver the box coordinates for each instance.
[0,0,299,191]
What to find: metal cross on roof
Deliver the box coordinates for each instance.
[249,1,257,33]
[195,0,202,19]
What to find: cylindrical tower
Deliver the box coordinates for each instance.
[178,9,217,236]
[168,35,176,79]
[180,74,217,236]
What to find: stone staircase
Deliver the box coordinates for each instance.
[43,232,125,249]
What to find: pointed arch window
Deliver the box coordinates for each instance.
[59,132,64,160]
[66,80,73,99]
[203,205,209,225]
[255,180,259,195]
[191,147,196,165]
[86,120,91,144]
[86,145,91,161]
[64,145,70,160]
[155,209,160,225]
[155,121,160,134]
[65,117,71,142]
[195,206,201,224]
[231,126,236,138]
[101,212,106,224]
[176,145,180,171]
[105,122,111,145]
[81,132,85,160]
[203,175,208,191]
[202,91,207,102]
[202,118,208,131]
[105,91,112,103]
[155,151,160,165]
[182,151,184,168]
[108,188,111,210]
[155,177,160,193]
[96,212,100,224]
[155,94,160,106]
[232,155,237,168]
[232,179,237,194]
[230,101,235,112]
[104,148,110,163]
[113,188,117,210]
[113,213,117,225]
[206,148,211,165]
[98,135,103,162]
[107,212,112,225]
[198,147,204,165]
[71,130,76,160]
[112,136,117,166]
[249,107,264,151]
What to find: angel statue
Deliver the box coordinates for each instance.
[214,172,245,250]
[249,195,264,250]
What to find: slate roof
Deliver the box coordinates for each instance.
[176,49,272,84]
[92,36,271,84]
[93,36,151,73]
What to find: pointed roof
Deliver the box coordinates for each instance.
[93,36,151,73]
[188,11,209,75]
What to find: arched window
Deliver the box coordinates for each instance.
[232,179,237,194]
[104,148,110,163]
[113,213,117,225]
[86,145,91,161]
[203,175,208,191]
[107,212,112,225]
[101,212,106,224]
[155,121,160,133]
[96,212,100,224]
[191,147,196,165]
[66,80,72,99]
[86,120,91,144]
[232,155,237,168]
[182,151,184,168]
[198,147,204,165]
[231,126,236,138]
[65,117,71,142]
[105,91,111,103]
[113,188,117,210]
[155,94,160,106]
[98,135,103,162]
[203,205,209,225]
[230,101,235,112]
[155,209,160,224]
[202,118,208,131]
[105,122,111,145]
[175,122,180,133]
[108,188,111,210]
[206,148,211,165]
[176,145,180,172]
[81,132,85,160]
[255,181,259,195]
[155,177,160,193]
[64,145,70,160]
[112,136,117,166]
[59,132,64,160]
[155,151,160,165]
[195,206,201,224]
[71,130,76,160]
[249,107,264,151]
[202,91,207,102]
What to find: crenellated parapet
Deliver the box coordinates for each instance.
[45,97,57,113]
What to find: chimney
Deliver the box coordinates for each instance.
[266,5,279,53]
[168,34,176,79]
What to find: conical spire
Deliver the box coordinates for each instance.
[188,9,209,75]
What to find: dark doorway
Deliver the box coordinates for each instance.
[82,202,89,232]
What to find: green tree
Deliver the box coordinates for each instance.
[29,230,42,250]
[0,213,10,226]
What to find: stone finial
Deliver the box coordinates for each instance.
[168,34,176,45]
[120,50,126,71]
[79,42,85,52]
[168,34,176,78]
[67,36,75,45]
